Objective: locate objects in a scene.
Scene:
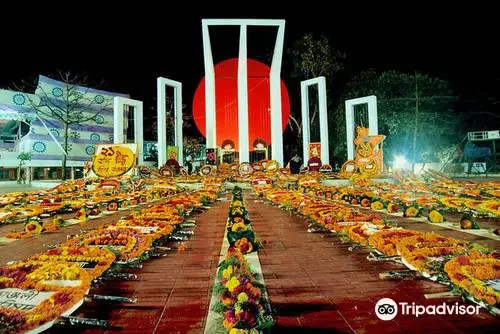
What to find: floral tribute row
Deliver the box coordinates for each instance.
[2,177,179,239]
[226,187,259,254]
[0,185,221,333]
[263,187,499,313]
[289,172,500,229]
[212,186,273,334]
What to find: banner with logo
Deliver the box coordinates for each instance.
[91,143,138,178]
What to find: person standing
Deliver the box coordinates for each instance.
[185,153,193,174]
[289,153,302,174]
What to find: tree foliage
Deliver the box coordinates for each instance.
[286,33,346,158]
[333,70,460,163]
[183,136,204,161]
[288,33,346,79]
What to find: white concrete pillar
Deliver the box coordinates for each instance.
[157,80,167,166]
[157,77,183,166]
[301,83,310,164]
[202,21,216,149]
[201,19,286,166]
[113,96,144,165]
[318,77,329,164]
[270,22,286,167]
[238,25,249,163]
[301,76,329,164]
[345,95,378,160]
[175,83,183,164]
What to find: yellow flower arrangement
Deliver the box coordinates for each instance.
[428,210,444,223]
[439,197,466,211]
[479,200,500,217]
[225,276,241,293]
[348,223,389,246]
[232,200,244,207]
[404,206,420,217]
[112,219,175,240]
[66,227,153,261]
[370,201,384,210]
[368,229,421,256]
[386,203,400,213]
[397,233,468,275]
[29,245,116,280]
[237,292,249,303]
[24,220,43,234]
[75,207,87,221]
[234,238,254,254]
[223,265,234,280]
[444,250,500,306]
[231,222,247,232]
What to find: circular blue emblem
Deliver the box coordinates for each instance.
[85,146,96,155]
[13,94,26,105]
[32,141,46,153]
[94,95,105,104]
[52,87,63,97]
[95,115,105,124]
[50,129,60,138]
[90,133,100,141]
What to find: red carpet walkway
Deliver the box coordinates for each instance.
[245,193,500,334]
[46,195,230,334]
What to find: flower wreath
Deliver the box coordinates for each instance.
[397,233,469,276]
[66,227,153,261]
[444,250,500,307]
[0,260,90,333]
[368,229,421,256]
[29,245,116,280]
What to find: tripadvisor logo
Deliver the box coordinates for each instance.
[375,298,481,320]
[375,298,398,320]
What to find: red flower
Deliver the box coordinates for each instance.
[47,249,61,256]
[439,248,453,256]
[456,256,470,266]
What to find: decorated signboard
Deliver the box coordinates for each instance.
[91,143,138,178]
[167,146,178,160]
[206,148,217,165]
[340,126,385,178]
[309,142,321,159]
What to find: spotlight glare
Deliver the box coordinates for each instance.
[393,155,408,169]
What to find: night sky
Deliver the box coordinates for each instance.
[1,6,498,138]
